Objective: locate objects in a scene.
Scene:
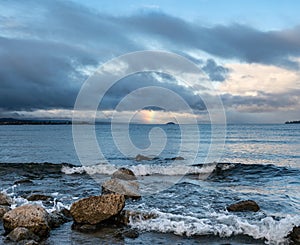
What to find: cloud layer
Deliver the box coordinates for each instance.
[0,0,299,122]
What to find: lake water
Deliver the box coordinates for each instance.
[0,124,299,244]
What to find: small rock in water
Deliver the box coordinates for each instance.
[49,210,72,228]
[227,200,260,212]
[102,178,141,199]
[135,154,152,161]
[71,223,99,233]
[7,227,40,242]
[3,204,51,238]
[122,229,139,239]
[70,194,125,225]
[26,194,53,202]
[114,210,158,226]
[14,178,33,185]
[288,226,300,244]
[0,192,12,206]
[112,168,137,180]
[0,205,10,219]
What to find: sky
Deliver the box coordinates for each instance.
[0,0,299,123]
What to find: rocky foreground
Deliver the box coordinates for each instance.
[0,168,300,244]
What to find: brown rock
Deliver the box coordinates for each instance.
[102,178,141,199]
[112,168,137,180]
[135,154,152,161]
[0,205,10,219]
[289,226,300,244]
[3,204,50,237]
[7,227,39,242]
[227,200,260,212]
[26,194,53,202]
[0,192,12,206]
[70,194,125,225]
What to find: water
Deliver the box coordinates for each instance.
[0,124,299,244]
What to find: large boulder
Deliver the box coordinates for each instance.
[3,204,50,237]
[0,205,10,219]
[0,192,12,206]
[7,227,39,242]
[102,178,141,199]
[289,226,300,244]
[227,200,260,212]
[112,168,137,180]
[70,194,125,225]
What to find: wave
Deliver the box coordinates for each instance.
[0,161,299,178]
[128,209,300,245]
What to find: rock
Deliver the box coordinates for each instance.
[102,178,141,199]
[3,204,51,237]
[70,194,125,225]
[71,223,99,233]
[0,192,12,206]
[14,178,33,185]
[122,229,139,239]
[166,156,184,160]
[114,210,158,226]
[26,194,53,202]
[289,226,300,244]
[49,210,72,228]
[112,168,137,180]
[135,154,152,161]
[0,205,10,219]
[7,227,39,242]
[227,200,260,212]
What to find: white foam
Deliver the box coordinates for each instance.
[129,209,300,245]
[61,163,217,176]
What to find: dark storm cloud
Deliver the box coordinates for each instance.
[202,59,229,81]
[0,0,299,115]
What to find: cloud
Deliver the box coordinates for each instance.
[0,0,300,123]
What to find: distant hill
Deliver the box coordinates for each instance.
[0,118,71,125]
[285,120,300,124]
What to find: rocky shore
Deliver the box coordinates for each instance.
[0,168,299,244]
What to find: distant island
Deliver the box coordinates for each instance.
[285,120,300,124]
[0,118,72,125]
[166,122,176,125]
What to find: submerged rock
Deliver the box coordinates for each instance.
[26,194,53,202]
[289,226,300,244]
[70,194,125,225]
[3,204,51,237]
[122,229,139,239]
[135,154,152,161]
[14,178,33,185]
[7,227,39,242]
[114,210,158,226]
[102,178,141,199]
[0,193,12,206]
[112,168,137,180]
[227,200,260,212]
[49,210,72,228]
[0,205,10,219]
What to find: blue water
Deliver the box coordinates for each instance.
[0,124,299,244]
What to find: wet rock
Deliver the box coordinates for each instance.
[0,205,10,219]
[7,227,39,242]
[114,210,158,226]
[112,168,137,180]
[3,204,51,237]
[227,200,260,212]
[166,156,184,161]
[122,229,139,239]
[102,178,141,199]
[135,154,152,161]
[70,194,125,225]
[0,192,12,206]
[289,226,300,244]
[49,210,72,228]
[71,223,99,233]
[26,194,53,202]
[14,178,33,185]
